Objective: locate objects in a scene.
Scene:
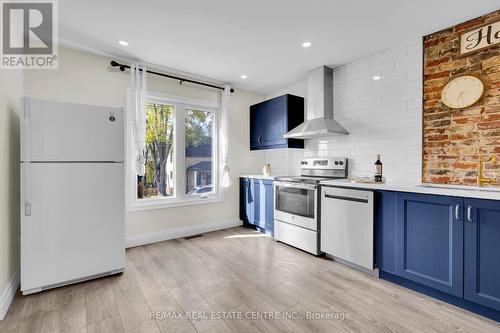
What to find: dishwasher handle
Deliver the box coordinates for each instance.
[324,193,369,204]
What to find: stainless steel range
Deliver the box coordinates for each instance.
[273,157,348,255]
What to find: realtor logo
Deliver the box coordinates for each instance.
[1,0,58,69]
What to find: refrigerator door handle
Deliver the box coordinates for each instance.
[23,163,32,216]
[21,98,32,216]
[21,97,31,162]
[25,202,32,217]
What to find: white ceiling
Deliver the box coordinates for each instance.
[59,1,499,94]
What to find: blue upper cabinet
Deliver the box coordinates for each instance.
[464,198,500,311]
[395,192,464,297]
[249,105,262,149]
[250,94,304,150]
[261,96,286,147]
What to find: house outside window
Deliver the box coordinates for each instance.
[185,142,213,194]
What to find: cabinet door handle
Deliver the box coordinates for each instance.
[455,204,460,220]
[467,206,473,222]
[258,136,262,143]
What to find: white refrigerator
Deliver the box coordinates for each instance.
[20,97,125,295]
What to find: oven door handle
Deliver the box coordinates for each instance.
[273,181,317,191]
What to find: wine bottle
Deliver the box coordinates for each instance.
[374,154,383,182]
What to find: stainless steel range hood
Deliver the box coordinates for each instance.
[284,66,348,139]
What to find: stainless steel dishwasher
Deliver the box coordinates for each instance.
[320,186,374,271]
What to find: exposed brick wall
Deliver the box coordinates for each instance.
[423,10,500,186]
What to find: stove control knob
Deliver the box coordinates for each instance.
[339,161,344,165]
[334,161,339,165]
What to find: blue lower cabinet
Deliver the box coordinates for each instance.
[395,192,464,297]
[252,180,266,229]
[374,191,397,273]
[264,189,274,236]
[239,178,253,223]
[375,190,500,320]
[464,198,500,311]
[239,178,274,235]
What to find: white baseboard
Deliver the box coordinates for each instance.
[0,267,20,321]
[125,219,242,248]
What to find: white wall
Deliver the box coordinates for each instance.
[24,47,265,240]
[0,69,24,317]
[265,38,423,184]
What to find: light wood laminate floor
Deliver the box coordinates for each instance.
[1,226,499,333]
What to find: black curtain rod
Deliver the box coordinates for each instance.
[110,60,234,93]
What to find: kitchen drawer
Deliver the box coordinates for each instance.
[274,220,319,255]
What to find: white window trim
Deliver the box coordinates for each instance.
[126,91,222,212]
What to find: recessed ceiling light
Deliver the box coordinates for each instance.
[241,73,247,79]
[118,40,128,46]
[373,75,382,81]
[302,41,312,48]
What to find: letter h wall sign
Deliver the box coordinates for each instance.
[460,19,500,56]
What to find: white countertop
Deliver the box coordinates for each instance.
[320,179,500,201]
[239,174,279,180]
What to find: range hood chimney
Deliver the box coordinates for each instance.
[284,65,348,139]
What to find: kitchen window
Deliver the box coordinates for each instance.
[127,92,220,211]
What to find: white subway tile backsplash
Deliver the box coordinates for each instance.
[264,39,423,183]
[407,71,422,83]
[334,59,371,77]
[371,74,407,90]
[370,101,407,115]
[382,89,422,105]
[350,98,382,111]
[334,103,350,115]
[377,44,408,58]
[342,83,371,97]
[395,53,422,67]
[382,64,418,79]
[407,98,423,110]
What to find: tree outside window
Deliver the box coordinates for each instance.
[139,102,174,199]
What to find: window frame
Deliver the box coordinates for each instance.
[126,91,222,212]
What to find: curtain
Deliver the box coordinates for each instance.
[127,64,147,176]
[221,85,232,187]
